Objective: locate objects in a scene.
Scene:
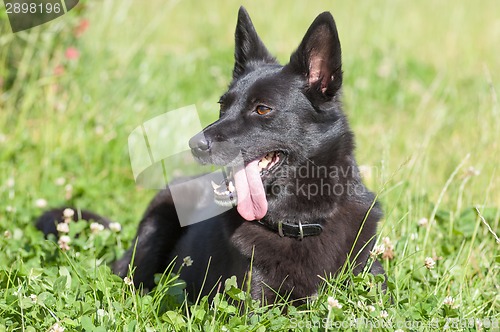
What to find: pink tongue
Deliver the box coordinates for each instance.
[233,160,268,221]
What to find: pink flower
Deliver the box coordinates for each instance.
[65,47,80,60]
[53,64,65,76]
[74,19,90,37]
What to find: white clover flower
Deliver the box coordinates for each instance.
[424,257,436,270]
[443,296,454,306]
[55,177,66,186]
[380,310,389,318]
[109,222,122,232]
[382,237,395,260]
[50,323,65,332]
[90,222,105,234]
[367,305,376,312]
[58,235,71,251]
[97,309,107,318]
[94,125,104,136]
[327,296,342,309]
[35,198,48,208]
[57,223,70,234]
[124,277,133,286]
[443,296,459,308]
[370,244,385,258]
[64,184,73,200]
[183,256,193,267]
[418,218,429,227]
[63,208,75,219]
[6,178,15,188]
[465,166,480,177]
[29,294,37,302]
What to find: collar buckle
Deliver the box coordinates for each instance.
[298,221,304,240]
[256,218,323,239]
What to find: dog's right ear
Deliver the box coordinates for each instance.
[233,6,277,79]
[287,12,342,99]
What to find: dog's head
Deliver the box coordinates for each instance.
[189,7,352,221]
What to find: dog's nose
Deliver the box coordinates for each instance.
[189,132,211,157]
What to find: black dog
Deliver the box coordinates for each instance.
[38,7,384,303]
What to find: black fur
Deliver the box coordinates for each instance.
[37,7,384,303]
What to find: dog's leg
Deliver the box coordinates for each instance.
[113,189,185,290]
[369,259,388,293]
[36,208,113,236]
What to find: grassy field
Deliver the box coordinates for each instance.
[1,0,499,330]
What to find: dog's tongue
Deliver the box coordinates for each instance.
[234,160,268,221]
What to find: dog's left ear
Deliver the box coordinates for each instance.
[233,6,277,79]
[287,12,342,98]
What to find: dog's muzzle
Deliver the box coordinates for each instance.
[189,132,211,159]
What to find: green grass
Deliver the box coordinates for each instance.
[1,0,499,330]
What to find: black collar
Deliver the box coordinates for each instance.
[256,218,323,240]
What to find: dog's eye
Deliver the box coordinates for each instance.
[256,105,272,115]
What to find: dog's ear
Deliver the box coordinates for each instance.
[287,12,342,98]
[233,6,277,79]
